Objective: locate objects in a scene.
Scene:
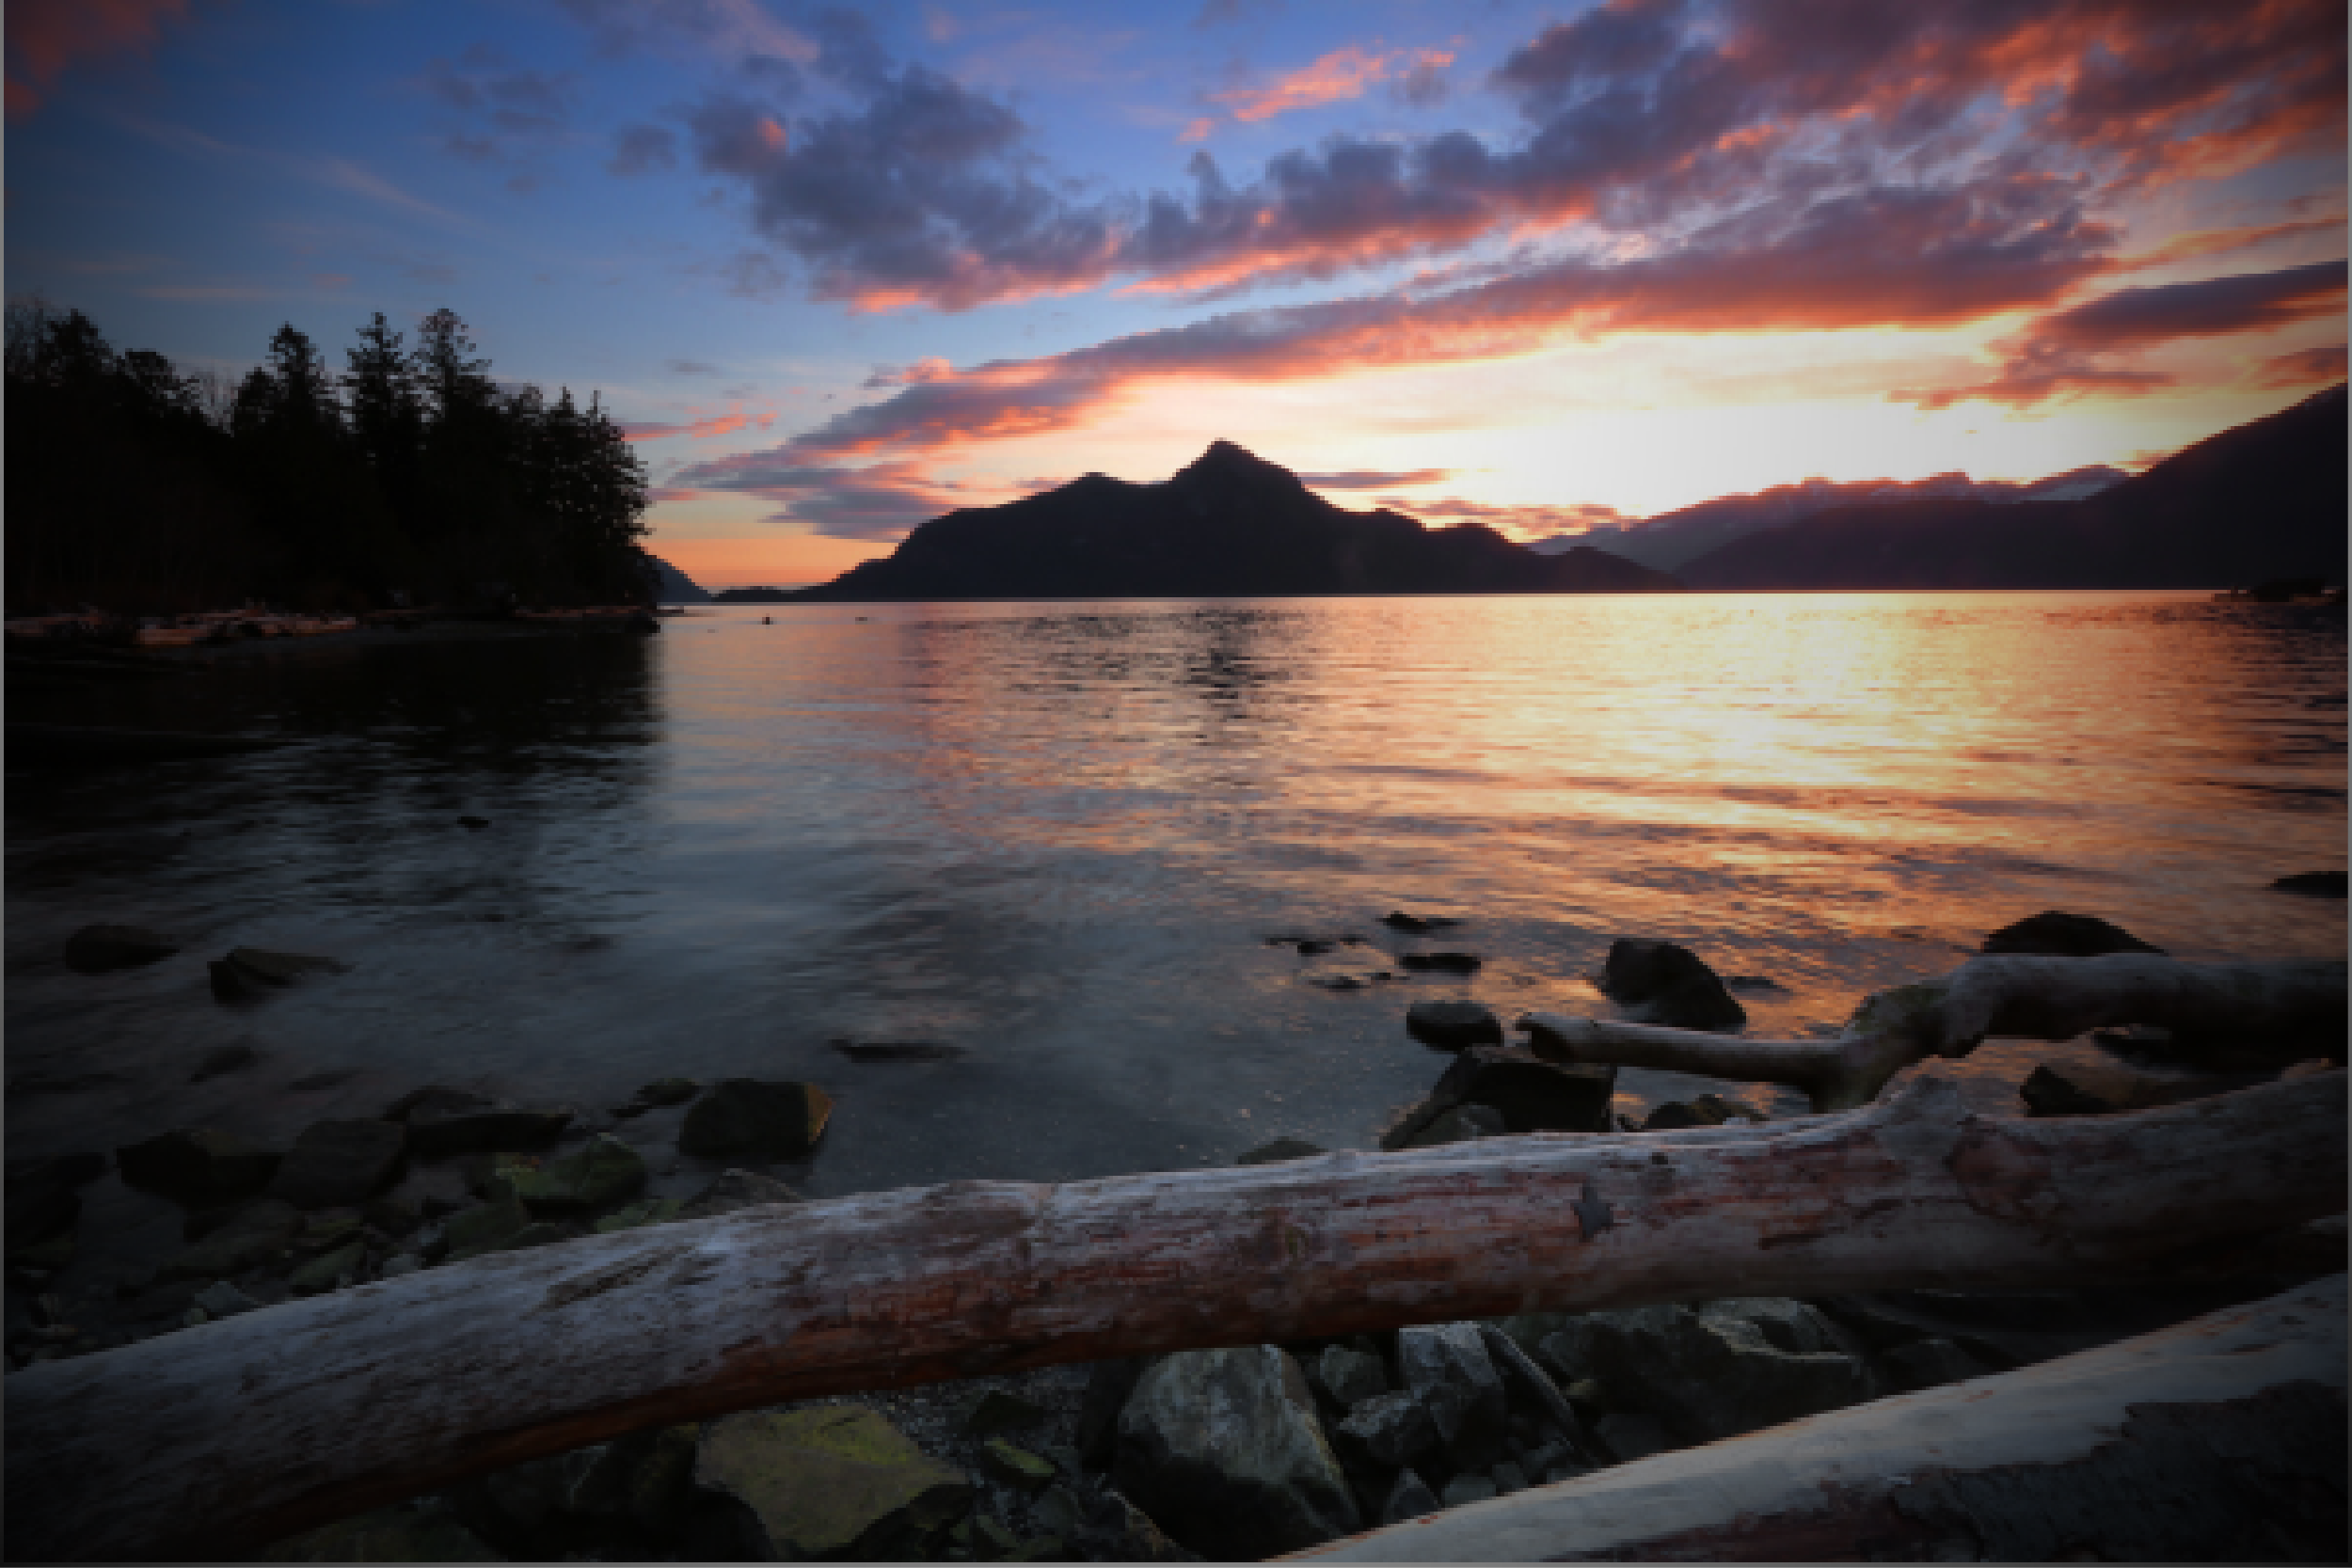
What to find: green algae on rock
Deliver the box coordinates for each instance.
[693,1406,972,1560]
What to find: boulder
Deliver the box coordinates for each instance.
[1396,1323,1510,1472]
[677,1079,833,1159]
[260,1505,500,1561]
[191,1044,260,1083]
[1597,939,1746,1032]
[1980,911,2164,957]
[1236,1137,1327,1165]
[1474,1323,1595,1459]
[1328,1390,1438,1471]
[406,1102,575,1158]
[1309,1345,1389,1410]
[979,1438,1057,1493]
[63,924,180,974]
[1439,1474,1497,1508]
[193,1280,262,1320]
[1112,1345,1360,1559]
[1380,1048,1616,1149]
[505,1135,647,1212]
[159,1199,300,1282]
[267,1120,407,1209]
[1566,1304,1875,1445]
[1697,1298,1848,1355]
[1395,1103,1506,1149]
[693,1406,973,1560]
[1397,952,1481,974]
[289,1241,366,1296]
[119,1129,282,1204]
[675,1167,803,1221]
[1404,1000,1504,1051]
[1593,1413,1671,1464]
[209,947,350,1002]
[1379,1468,1440,1526]
[1075,1487,1196,1562]
[440,1193,532,1262]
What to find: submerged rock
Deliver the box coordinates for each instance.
[674,1167,802,1221]
[209,947,350,1002]
[677,1079,833,1159]
[1235,1137,1327,1165]
[1381,911,1462,934]
[1397,952,1482,974]
[1598,939,1746,1032]
[1404,1000,1503,1051]
[119,1128,282,1204]
[694,1406,973,1560]
[190,1043,260,1083]
[406,1102,575,1158]
[1979,911,2164,957]
[64,923,180,974]
[268,1120,407,1210]
[2271,871,2348,897]
[1113,1345,1360,1560]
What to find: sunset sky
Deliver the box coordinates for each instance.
[8,0,2345,586]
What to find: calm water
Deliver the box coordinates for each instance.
[8,594,2344,1269]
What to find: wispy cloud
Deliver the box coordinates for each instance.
[1898,260,2350,408]
[1213,44,1454,122]
[1298,467,1452,489]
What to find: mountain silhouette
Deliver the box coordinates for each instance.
[1678,385,2347,590]
[777,440,1679,601]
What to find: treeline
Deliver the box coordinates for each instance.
[5,302,652,615]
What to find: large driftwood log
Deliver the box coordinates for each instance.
[1295,1272,2349,1562]
[1526,955,2347,1111]
[7,1072,2344,1561]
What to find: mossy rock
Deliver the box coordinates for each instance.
[978,1439,1057,1494]
[441,1193,530,1263]
[289,1240,367,1295]
[694,1406,972,1560]
[160,1199,300,1282]
[506,1136,647,1212]
[593,1197,683,1234]
[261,1506,501,1561]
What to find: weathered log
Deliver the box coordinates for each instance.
[1295,1272,2349,1561]
[6,1071,2344,1561]
[1526,955,2347,1111]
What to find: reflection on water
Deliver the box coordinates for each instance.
[8,595,2344,1233]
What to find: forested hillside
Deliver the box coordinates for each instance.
[5,303,652,615]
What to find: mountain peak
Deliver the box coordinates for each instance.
[1174,439,1297,486]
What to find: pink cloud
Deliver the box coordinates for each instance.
[1214,45,1454,123]
[7,0,191,119]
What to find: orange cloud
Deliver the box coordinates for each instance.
[1214,45,1453,123]
[6,0,190,120]
[623,408,777,442]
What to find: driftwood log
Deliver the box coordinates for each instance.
[1525,954,2348,1111]
[1297,1272,2350,1561]
[7,1071,2344,1561]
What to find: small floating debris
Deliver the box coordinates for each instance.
[832,1040,966,1063]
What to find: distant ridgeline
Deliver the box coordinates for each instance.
[4,303,652,615]
[1674,385,2349,591]
[769,441,1679,602]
